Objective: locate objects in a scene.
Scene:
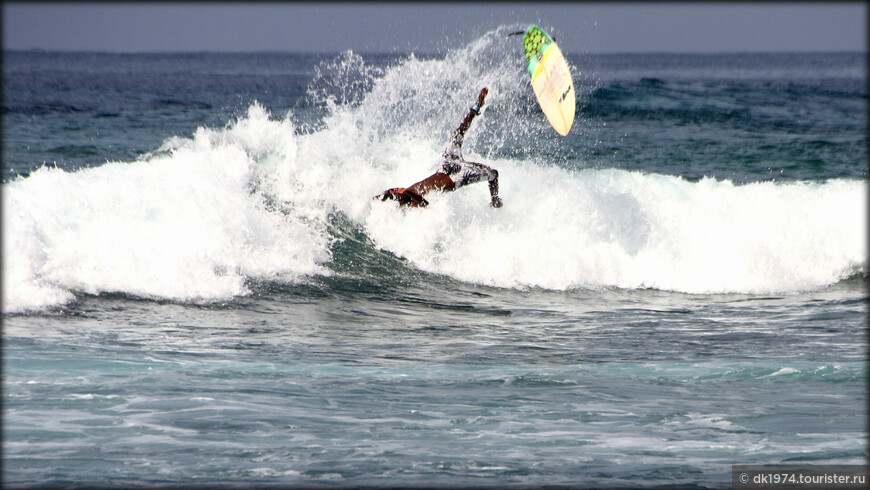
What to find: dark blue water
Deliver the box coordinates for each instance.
[3,27,867,488]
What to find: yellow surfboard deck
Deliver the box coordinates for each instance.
[523,26,575,136]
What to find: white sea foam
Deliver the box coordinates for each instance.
[3,105,332,313]
[367,166,866,294]
[3,31,866,313]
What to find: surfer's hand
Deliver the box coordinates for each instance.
[376,188,404,201]
[490,196,503,208]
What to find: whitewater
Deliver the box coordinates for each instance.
[2,28,867,488]
[3,39,866,314]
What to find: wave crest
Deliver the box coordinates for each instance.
[3,31,866,313]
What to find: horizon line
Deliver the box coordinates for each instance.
[5,48,866,57]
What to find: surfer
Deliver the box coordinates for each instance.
[374,87,503,208]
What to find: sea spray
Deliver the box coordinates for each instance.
[3,37,866,489]
[365,164,866,294]
[3,29,866,313]
[3,106,332,313]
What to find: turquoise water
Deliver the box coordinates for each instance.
[2,27,867,487]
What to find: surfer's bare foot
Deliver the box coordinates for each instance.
[491,196,503,208]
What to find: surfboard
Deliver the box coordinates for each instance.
[522,25,575,136]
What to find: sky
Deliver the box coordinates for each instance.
[3,2,866,54]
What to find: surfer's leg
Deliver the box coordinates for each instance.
[456,161,497,187]
[442,132,464,161]
[457,161,502,207]
[441,88,488,160]
[488,170,499,200]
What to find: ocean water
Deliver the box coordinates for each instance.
[2,27,867,487]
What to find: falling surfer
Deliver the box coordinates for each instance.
[374,87,503,208]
